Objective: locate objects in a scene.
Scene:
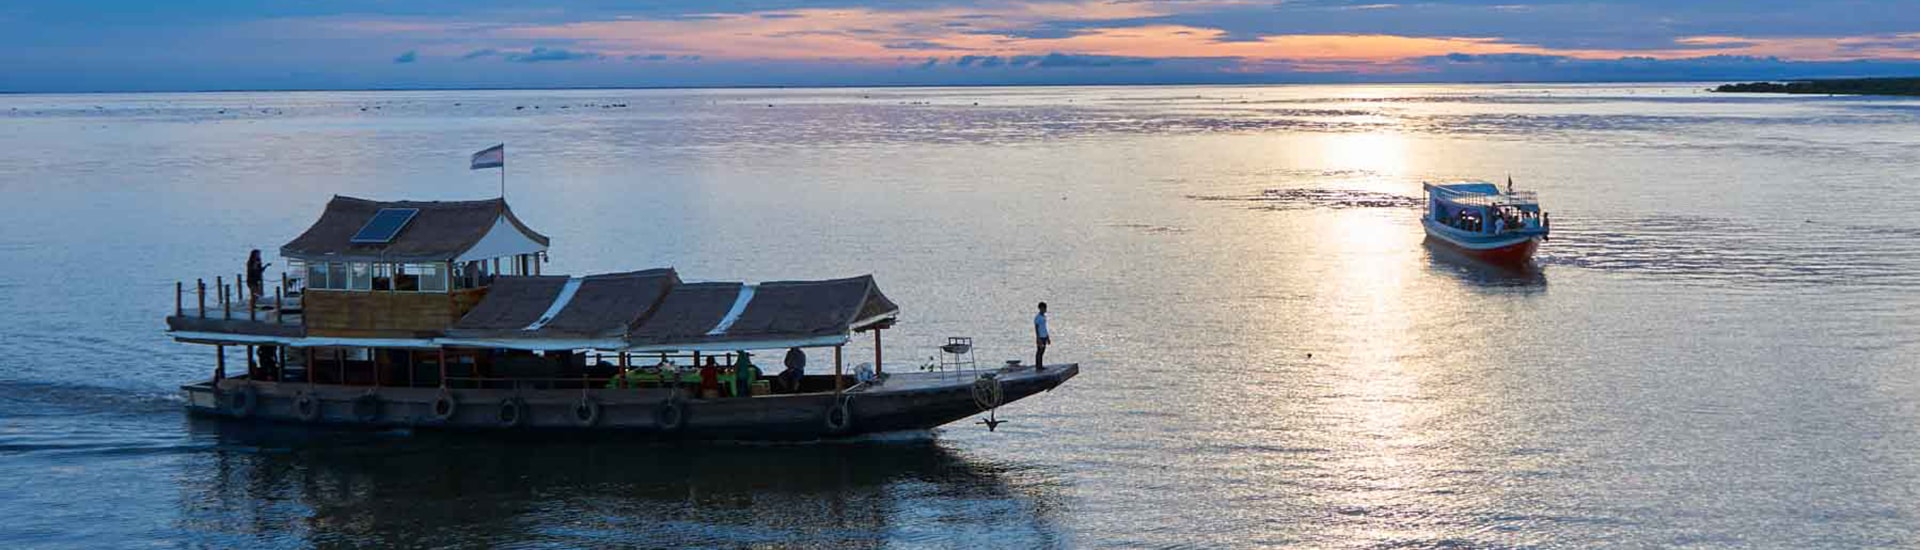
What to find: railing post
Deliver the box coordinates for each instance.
[175,281,183,317]
[197,278,206,317]
[248,291,257,322]
[274,287,283,324]
[215,344,225,383]
[438,349,448,388]
[221,280,231,320]
[307,348,316,385]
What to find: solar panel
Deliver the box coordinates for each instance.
[349,208,420,244]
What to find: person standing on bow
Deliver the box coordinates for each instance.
[1033,302,1050,371]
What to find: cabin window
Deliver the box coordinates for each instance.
[326,262,347,289]
[371,263,393,291]
[306,262,328,290]
[412,263,447,292]
[348,262,372,291]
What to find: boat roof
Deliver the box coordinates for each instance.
[280,195,550,263]
[177,268,904,352]
[1428,182,1502,197]
[624,276,898,353]
[1424,181,1540,208]
[442,269,680,346]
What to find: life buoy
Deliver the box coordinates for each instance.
[572,397,602,427]
[432,391,458,422]
[227,384,259,418]
[352,394,382,423]
[497,397,526,428]
[824,401,853,433]
[294,392,321,422]
[656,400,685,431]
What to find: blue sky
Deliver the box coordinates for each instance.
[4,1,1919,92]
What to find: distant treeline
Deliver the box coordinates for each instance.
[1713,78,1920,96]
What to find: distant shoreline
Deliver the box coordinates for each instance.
[1712,77,1920,97]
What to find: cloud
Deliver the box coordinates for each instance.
[941,52,1159,69]
[460,48,499,60]
[504,47,603,63]
[626,53,670,61]
[884,40,948,50]
[392,50,416,63]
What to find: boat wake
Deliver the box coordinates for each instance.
[1538,216,1920,288]
[1187,188,1424,211]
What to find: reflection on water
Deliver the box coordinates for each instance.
[1422,240,1549,290]
[174,419,1065,547]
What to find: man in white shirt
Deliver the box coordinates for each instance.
[1033,302,1050,371]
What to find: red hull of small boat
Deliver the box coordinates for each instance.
[1427,235,1539,266]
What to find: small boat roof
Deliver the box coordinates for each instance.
[1427,182,1502,197]
[1424,181,1540,208]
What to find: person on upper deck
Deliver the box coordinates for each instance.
[1034,302,1051,371]
[245,249,270,299]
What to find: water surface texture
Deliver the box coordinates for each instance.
[3,84,1920,548]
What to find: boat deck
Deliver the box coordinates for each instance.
[167,294,305,340]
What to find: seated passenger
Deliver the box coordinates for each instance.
[734,351,759,397]
[698,357,721,399]
[779,347,806,394]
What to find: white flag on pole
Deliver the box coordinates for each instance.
[470,144,505,170]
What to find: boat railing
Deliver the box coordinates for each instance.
[173,275,298,325]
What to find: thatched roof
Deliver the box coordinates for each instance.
[280,195,549,263]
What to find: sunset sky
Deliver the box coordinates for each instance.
[7,0,1920,91]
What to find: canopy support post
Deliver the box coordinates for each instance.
[873,328,883,377]
[834,345,844,394]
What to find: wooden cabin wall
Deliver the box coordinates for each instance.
[305,290,472,337]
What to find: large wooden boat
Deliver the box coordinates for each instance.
[1421,181,1550,266]
[167,195,1076,440]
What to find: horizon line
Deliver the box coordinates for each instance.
[0,76,1885,96]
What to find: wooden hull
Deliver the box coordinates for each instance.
[183,364,1077,441]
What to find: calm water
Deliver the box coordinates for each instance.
[3,84,1920,548]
